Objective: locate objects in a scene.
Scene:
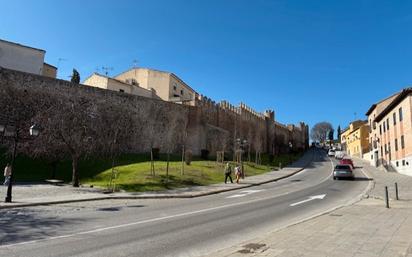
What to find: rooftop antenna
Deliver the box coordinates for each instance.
[354,112,357,121]
[95,66,100,73]
[133,59,139,69]
[101,66,114,76]
[56,58,67,77]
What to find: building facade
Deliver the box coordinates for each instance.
[0,39,56,78]
[340,121,369,158]
[366,88,412,176]
[115,68,197,105]
[83,73,159,99]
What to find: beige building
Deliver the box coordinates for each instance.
[83,73,159,99]
[340,120,368,154]
[366,88,412,176]
[115,68,197,105]
[340,121,369,158]
[0,38,57,78]
[42,63,57,78]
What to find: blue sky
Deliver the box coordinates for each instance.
[1,0,412,134]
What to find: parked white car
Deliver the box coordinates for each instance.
[328,149,335,157]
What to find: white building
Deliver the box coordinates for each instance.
[0,38,56,78]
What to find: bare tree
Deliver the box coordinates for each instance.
[310,122,333,143]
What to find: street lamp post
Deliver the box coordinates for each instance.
[236,138,248,177]
[288,141,293,164]
[1,123,40,203]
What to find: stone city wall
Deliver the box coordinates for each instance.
[0,67,308,157]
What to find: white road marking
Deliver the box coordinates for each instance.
[290,194,326,207]
[227,194,247,198]
[1,153,334,249]
[226,189,264,198]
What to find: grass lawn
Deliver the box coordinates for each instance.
[0,148,303,192]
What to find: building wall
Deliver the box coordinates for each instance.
[378,96,412,175]
[346,124,369,158]
[83,73,156,99]
[0,40,45,75]
[115,68,196,105]
[367,92,412,175]
[42,63,57,78]
[83,74,109,90]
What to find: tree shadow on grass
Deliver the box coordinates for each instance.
[0,208,87,246]
[119,174,204,192]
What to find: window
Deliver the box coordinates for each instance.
[386,118,389,130]
[131,79,138,86]
[373,121,376,130]
[173,86,177,91]
[401,135,405,149]
[180,89,184,95]
[383,121,386,132]
[119,89,125,93]
[388,142,391,159]
[379,125,382,135]
[381,146,383,157]
[399,107,403,121]
[393,112,396,125]
[396,161,399,167]
[403,160,406,166]
[384,144,387,153]
[395,139,398,151]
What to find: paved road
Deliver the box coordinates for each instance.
[0,149,370,257]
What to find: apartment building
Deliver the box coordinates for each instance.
[366,88,412,175]
[340,120,369,158]
[0,38,57,78]
[115,68,197,105]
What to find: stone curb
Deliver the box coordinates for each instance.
[0,151,315,209]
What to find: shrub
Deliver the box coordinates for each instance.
[185,150,193,165]
[200,149,209,160]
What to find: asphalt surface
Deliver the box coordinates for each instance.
[0,149,370,257]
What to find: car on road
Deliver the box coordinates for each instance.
[333,164,354,180]
[340,158,354,169]
[328,149,335,157]
[334,150,345,159]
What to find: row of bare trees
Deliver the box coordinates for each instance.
[0,82,188,187]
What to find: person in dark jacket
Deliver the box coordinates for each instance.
[224,162,233,184]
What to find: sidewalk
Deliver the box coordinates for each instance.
[208,157,412,257]
[0,149,315,209]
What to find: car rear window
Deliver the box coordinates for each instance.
[335,165,351,170]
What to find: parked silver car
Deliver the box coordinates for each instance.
[333,164,354,180]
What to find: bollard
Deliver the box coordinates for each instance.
[279,162,282,170]
[385,186,390,208]
[395,182,399,200]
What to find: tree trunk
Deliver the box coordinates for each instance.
[166,151,170,183]
[51,161,58,179]
[72,156,79,187]
[181,145,185,176]
[150,149,155,176]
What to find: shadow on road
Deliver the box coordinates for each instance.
[0,208,86,246]
[354,177,373,181]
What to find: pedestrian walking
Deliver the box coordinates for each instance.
[224,162,233,184]
[3,163,12,186]
[235,165,242,183]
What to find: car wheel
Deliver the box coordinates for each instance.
[333,176,336,180]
